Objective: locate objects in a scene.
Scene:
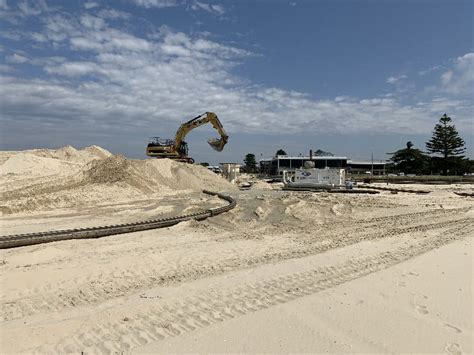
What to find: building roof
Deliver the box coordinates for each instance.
[275,155,348,160]
[259,157,386,165]
[348,160,386,165]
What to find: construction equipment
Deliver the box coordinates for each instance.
[283,160,348,189]
[146,112,228,163]
[283,166,346,189]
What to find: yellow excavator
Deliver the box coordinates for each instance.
[146,112,229,163]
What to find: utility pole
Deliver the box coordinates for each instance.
[371,152,374,175]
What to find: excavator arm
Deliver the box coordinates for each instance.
[174,112,229,153]
[146,112,228,162]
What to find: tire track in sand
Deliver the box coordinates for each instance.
[1,213,472,322]
[32,222,473,354]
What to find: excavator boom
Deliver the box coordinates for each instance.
[146,112,228,162]
[175,112,228,152]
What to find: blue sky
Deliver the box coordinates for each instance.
[0,0,472,164]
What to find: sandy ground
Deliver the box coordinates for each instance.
[0,146,473,353]
[135,237,472,354]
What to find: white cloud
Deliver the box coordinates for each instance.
[132,0,179,8]
[0,9,472,149]
[439,52,474,95]
[5,53,28,63]
[0,31,22,40]
[191,1,225,15]
[84,1,99,9]
[0,0,8,10]
[441,70,453,85]
[44,61,101,77]
[386,74,407,84]
[80,14,106,30]
[17,0,48,16]
[97,9,130,19]
[418,64,441,76]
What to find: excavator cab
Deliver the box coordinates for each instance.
[147,137,173,147]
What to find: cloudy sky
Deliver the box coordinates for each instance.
[0,0,472,163]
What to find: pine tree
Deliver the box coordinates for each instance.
[389,141,429,174]
[314,149,334,156]
[243,153,257,173]
[426,114,466,175]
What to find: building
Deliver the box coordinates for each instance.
[347,160,386,175]
[260,155,348,176]
[220,163,241,183]
[259,155,386,176]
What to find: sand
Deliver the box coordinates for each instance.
[0,146,473,354]
[0,146,234,216]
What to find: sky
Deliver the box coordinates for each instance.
[0,0,473,164]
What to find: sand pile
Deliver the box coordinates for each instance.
[21,145,112,163]
[82,155,158,193]
[82,155,233,193]
[0,145,112,180]
[0,146,234,215]
[0,153,76,176]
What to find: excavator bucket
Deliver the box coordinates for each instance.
[207,137,227,152]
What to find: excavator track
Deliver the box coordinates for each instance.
[0,190,236,249]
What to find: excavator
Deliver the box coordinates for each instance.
[146,112,229,163]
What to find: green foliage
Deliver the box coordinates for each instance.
[430,156,472,176]
[314,149,334,156]
[275,149,287,156]
[426,114,466,175]
[389,141,430,174]
[243,153,257,173]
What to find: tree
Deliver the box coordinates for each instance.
[243,153,257,173]
[314,149,334,156]
[389,141,429,174]
[275,149,287,156]
[426,114,466,175]
[199,162,209,167]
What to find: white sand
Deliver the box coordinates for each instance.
[0,146,472,353]
[135,237,472,354]
[0,146,235,215]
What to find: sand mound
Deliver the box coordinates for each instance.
[0,145,111,164]
[0,146,234,214]
[82,155,233,193]
[25,145,112,163]
[0,153,77,176]
[82,145,112,159]
[82,155,156,193]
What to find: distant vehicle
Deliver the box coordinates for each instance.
[387,173,397,177]
[406,174,416,177]
[398,172,405,176]
[207,166,222,174]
